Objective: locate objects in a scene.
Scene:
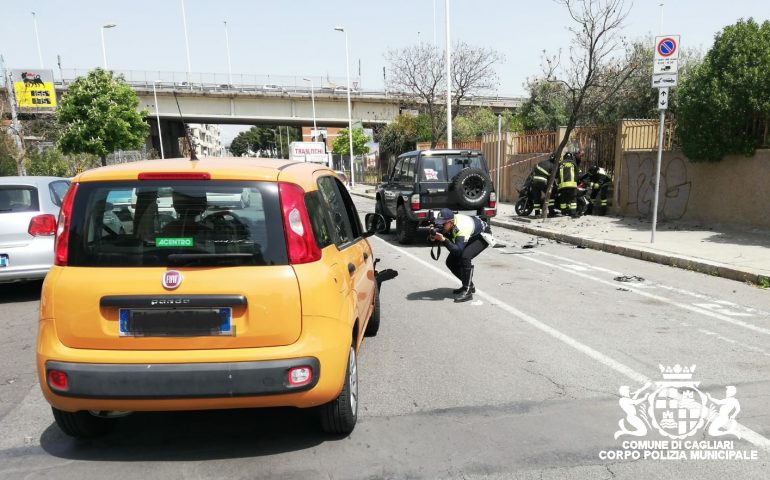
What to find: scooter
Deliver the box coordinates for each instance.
[515,175,535,216]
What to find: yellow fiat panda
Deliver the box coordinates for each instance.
[37,157,385,437]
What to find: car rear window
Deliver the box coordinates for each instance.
[0,186,39,213]
[420,155,485,181]
[67,180,288,267]
[49,181,70,207]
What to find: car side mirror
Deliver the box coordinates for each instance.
[364,213,387,237]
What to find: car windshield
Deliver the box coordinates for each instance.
[0,186,39,213]
[67,180,287,267]
[420,155,485,181]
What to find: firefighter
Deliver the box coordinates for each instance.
[530,154,556,217]
[558,152,580,218]
[580,165,613,215]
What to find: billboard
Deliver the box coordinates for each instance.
[289,142,328,164]
[11,69,57,109]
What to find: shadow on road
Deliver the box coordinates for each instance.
[0,280,43,304]
[406,287,455,301]
[40,407,336,461]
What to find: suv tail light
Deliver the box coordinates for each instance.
[410,194,421,210]
[278,182,321,264]
[489,192,497,208]
[54,183,79,266]
[28,214,57,236]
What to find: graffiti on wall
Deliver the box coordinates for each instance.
[625,153,691,220]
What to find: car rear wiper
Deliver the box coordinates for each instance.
[167,253,254,266]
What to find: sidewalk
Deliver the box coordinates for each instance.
[348,184,770,285]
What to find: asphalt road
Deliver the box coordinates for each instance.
[1,195,768,479]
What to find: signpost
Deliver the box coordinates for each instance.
[651,35,679,243]
[10,69,57,110]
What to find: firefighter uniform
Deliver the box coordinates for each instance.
[558,153,579,217]
[530,156,555,216]
[579,166,612,215]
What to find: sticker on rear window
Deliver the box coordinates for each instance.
[155,237,194,248]
[424,168,438,180]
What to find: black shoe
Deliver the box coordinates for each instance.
[452,285,475,294]
[454,290,473,303]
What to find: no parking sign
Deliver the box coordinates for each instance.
[652,35,680,86]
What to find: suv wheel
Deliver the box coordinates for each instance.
[375,200,391,234]
[451,168,490,209]
[319,346,358,434]
[52,408,116,438]
[365,283,380,336]
[396,204,418,244]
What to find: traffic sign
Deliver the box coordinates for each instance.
[658,87,669,110]
[652,73,678,88]
[652,35,680,87]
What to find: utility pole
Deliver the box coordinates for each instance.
[496,114,502,196]
[445,0,452,148]
[4,68,26,175]
[32,12,44,68]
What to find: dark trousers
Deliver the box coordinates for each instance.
[531,181,555,213]
[558,187,577,214]
[590,184,611,215]
[446,236,488,287]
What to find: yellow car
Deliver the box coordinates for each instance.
[37,157,386,437]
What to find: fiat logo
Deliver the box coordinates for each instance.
[162,270,183,289]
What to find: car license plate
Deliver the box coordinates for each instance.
[119,308,232,337]
[0,254,8,268]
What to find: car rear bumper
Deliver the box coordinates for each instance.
[45,357,320,399]
[406,207,497,224]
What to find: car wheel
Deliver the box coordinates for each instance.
[52,407,116,438]
[375,200,391,234]
[396,204,417,245]
[319,345,358,434]
[365,283,380,337]
[515,197,534,216]
[451,168,490,209]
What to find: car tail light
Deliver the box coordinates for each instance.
[288,366,313,387]
[54,183,78,266]
[138,172,211,180]
[489,192,497,208]
[28,214,57,236]
[278,182,321,264]
[484,208,497,217]
[410,194,420,210]
[415,211,428,219]
[48,369,69,391]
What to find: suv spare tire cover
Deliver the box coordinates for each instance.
[450,168,490,209]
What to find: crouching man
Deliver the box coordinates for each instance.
[429,208,492,303]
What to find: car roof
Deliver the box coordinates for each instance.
[1,176,70,187]
[72,157,333,191]
[398,149,483,158]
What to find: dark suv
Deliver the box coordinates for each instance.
[375,150,497,244]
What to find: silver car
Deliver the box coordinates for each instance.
[0,176,70,283]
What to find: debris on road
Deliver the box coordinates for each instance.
[614,275,645,283]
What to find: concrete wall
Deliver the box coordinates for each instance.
[614,149,770,229]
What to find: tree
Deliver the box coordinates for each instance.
[518,80,570,131]
[332,128,370,156]
[540,0,635,219]
[56,68,148,166]
[454,108,521,140]
[386,42,502,147]
[376,114,433,158]
[677,19,770,161]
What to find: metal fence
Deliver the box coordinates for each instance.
[620,119,674,151]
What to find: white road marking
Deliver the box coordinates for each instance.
[371,236,770,452]
[525,252,770,336]
[693,303,754,317]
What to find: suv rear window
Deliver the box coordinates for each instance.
[0,186,39,213]
[67,180,288,267]
[419,155,485,181]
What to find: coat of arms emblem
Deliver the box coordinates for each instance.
[615,364,741,440]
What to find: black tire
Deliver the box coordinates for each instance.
[52,408,116,438]
[451,168,490,209]
[515,197,534,217]
[375,199,391,234]
[365,283,380,337]
[319,346,358,434]
[396,204,417,244]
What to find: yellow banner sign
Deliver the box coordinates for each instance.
[11,69,57,109]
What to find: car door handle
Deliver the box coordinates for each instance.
[363,252,369,262]
[348,263,356,275]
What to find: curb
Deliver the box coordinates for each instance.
[489,218,765,285]
[350,190,766,285]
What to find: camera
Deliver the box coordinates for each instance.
[428,225,441,242]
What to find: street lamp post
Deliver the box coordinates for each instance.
[32,12,43,68]
[334,26,355,188]
[445,0,452,148]
[223,20,233,86]
[302,77,317,136]
[153,80,165,159]
[181,0,192,86]
[100,24,116,69]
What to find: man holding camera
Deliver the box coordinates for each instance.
[430,208,491,303]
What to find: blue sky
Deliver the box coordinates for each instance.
[1,1,766,142]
